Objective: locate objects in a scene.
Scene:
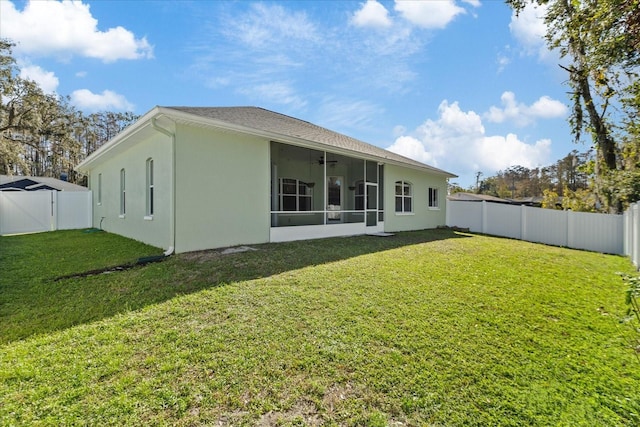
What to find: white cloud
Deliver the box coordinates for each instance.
[318,98,384,131]
[239,82,307,110]
[70,89,134,112]
[477,135,551,171]
[387,135,436,165]
[394,0,465,29]
[229,3,319,48]
[386,100,552,184]
[352,1,392,28]
[393,125,406,137]
[509,2,549,59]
[528,96,568,118]
[19,65,59,94]
[1,0,153,62]
[497,53,510,73]
[484,91,567,126]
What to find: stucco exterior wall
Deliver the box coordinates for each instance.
[89,132,172,250]
[174,124,270,253]
[383,164,447,232]
[84,119,450,252]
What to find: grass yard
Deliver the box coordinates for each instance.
[1,229,639,426]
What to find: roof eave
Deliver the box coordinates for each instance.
[76,106,457,179]
[159,107,457,178]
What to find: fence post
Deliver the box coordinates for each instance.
[520,205,526,241]
[566,209,573,248]
[481,201,487,234]
[50,190,58,231]
[0,192,5,235]
[631,203,640,267]
[624,209,629,256]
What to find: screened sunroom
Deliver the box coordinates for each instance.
[270,141,384,241]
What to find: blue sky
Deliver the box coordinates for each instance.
[1,0,581,187]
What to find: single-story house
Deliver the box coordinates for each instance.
[0,175,88,192]
[75,106,457,254]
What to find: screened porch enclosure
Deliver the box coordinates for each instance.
[270,141,384,228]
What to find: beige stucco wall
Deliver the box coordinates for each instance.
[173,124,270,253]
[89,132,172,250]
[383,164,448,232]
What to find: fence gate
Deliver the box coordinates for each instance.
[0,191,92,235]
[0,191,55,235]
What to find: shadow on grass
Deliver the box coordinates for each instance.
[0,228,470,344]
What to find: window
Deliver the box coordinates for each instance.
[428,187,439,209]
[120,168,126,216]
[146,159,154,216]
[395,180,412,213]
[97,173,102,205]
[279,178,312,211]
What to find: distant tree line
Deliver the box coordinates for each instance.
[472,150,591,199]
[0,39,137,185]
[449,150,598,208]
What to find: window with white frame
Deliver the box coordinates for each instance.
[97,173,102,205]
[395,180,412,213]
[146,158,154,216]
[279,178,312,211]
[120,168,126,216]
[428,187,439,208]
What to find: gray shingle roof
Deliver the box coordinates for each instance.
[165,106,456,177]
[0,175,88,191]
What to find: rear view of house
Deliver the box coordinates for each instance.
[76,106,456,253]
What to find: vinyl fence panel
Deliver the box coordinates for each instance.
[523,206,568,248]
[57,192,92,230]
[446,200,483,232]
[485,203,521,239]
[570,210,623,254]
[0,191,54,235]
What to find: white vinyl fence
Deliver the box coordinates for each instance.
[446,200,624,255]
[0,190,92,235]
[623,202,640,267]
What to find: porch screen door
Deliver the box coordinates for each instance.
[366,183,377,227]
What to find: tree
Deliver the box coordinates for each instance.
[447,181,466,194]
[508,0,640,212]
[1,39,60,175]
[0,38,138,182]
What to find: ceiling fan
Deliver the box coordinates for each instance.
[318,156,338,165]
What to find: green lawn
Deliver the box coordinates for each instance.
[1,229,639,426]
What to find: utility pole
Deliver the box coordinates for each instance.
[475,171,483,194]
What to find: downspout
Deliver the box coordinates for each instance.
[152,117,176,256]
